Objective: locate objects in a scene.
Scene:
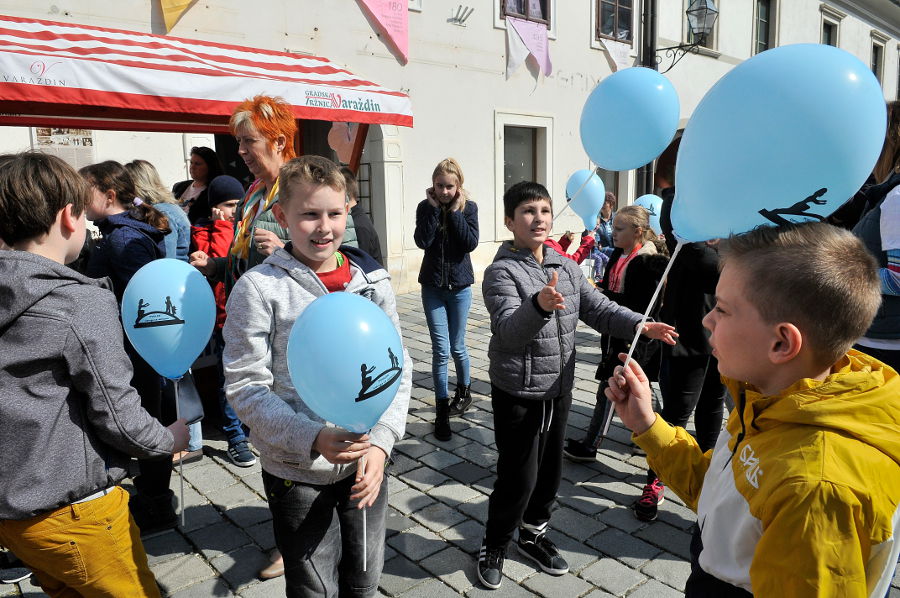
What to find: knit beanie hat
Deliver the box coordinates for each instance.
[207,175,245,207]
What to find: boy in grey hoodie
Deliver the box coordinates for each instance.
[223,156,410,597]
[0,152,189,597]
[477,182,677,590]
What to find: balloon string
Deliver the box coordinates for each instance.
[599,239,685,443]
[360,453,367,572]
[173,376,185,528]
[557,166,601,220]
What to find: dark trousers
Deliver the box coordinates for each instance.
[129,350,175,497]
[484,385,571,548]
[262,470,387,598]
[659,353,726,453]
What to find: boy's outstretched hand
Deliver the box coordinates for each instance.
[605,354,657,436]
[641,321,678,345]
[314,428,371,464]
[537,271,566,312]
[351,447,387,509]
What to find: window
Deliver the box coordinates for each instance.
[502,0,550,27]
[596,0,633,44]
[754,0,774,55]
[408,0,422,11]
[822,21,837,46]
[872,42,884,84]
[504,126,537,192]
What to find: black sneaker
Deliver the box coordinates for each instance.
[634,478,665,521]
[517,529,568,575]
[448,384,472,417]
[563,438,597,463]
[228,440,258,467]
[477,542,505,590]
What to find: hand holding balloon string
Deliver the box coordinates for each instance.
[313,427,371,464]
[604,354,657,436]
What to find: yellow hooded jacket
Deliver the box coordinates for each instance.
[635,351,900,597]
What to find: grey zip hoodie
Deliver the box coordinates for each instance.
[483,242,643,400]
[0,251,174,519]
[222,245,411,484]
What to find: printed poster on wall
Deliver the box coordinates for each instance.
[33,127,95,170]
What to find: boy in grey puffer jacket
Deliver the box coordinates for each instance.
[476,182,677,590]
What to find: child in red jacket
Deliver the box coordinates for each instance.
[544,230,595,263]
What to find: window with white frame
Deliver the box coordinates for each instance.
[871,31,889,86]
[408,0,422,11]
[501,0,550,28]
[819,4,845,47]
[494,112,553,238]
[753,0,775,54]
[596,0,633,44]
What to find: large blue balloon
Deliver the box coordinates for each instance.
[287,292,404,434]
[580,67,680,171]
[565,169,606,230]
[673,44,887,242]
[122,259,216,379]
[634,194,663,235]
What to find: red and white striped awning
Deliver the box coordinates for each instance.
[0,14,413,133]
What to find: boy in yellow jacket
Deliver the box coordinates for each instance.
[606,221,900,597]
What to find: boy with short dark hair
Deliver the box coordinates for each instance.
[0,152,189,597]
[477,181,677,589]
[606,222,900,597]
[223,155,410,597]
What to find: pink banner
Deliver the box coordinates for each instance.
[506,16,552,76]
[359,0,409,64]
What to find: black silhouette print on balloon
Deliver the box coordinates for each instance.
[134,295,185,328]
[758,188,827,226]
[356,347,402,402]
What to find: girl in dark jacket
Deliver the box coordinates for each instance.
[81,161,179,535]
[414,158,479,441]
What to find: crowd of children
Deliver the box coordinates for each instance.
[1,107,899,598]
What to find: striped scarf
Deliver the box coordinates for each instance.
[230,179,279,260]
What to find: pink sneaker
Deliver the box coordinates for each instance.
[634,478,665,521]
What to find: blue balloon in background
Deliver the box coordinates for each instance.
[287,292,404,434]
[565,169,606,230]
[634,194,663,235]
[122,259,216,379]
[580,67,680,171]
[672,44,887,242]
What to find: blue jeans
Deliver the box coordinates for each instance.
[421,285,472,399]
[215,329,247,446]
[262,470,387,598]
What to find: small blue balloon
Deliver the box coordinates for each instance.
[634,194,663,235]
[580,67,680,171]
[672,44,887,242]
[565,169,606,230]
[121,259,216,379]
[287,292,404,434]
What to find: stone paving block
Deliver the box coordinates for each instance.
[389,476,410,495]
[456,495,488,524]
[380,555,430,596]
[170,477,208,508]
[428,481,484,507]
[182,462,241,494]
[593,453,643,480]
[641,553,691,590]
[390,486,437,515]
[441,518,485,554]
[550,531,601,574]
[584,479,642,507]
[625,578,684,598]
[560,461,604,485]
[152,554,217,594]
[580,557,647,596]
[214,456,263,480]
[552,506,605,542]
[522,571,593,598]
[397,578,462,598]
[389,452,422,475]
[454,442,497,470]
[240,473,265,496]
[395,439,437,459]
[411,500,469,533]
[244,521,277,552]
[179,502,226,532]
[0,584,15,598]
[387,506,419,536]
[168,577,235,597]
[465,580,538,596]
[443,461,494,485]
[407,420,437,439]
[634,522,692,561]
[419,448,465,470]
[142,529,193,565]
[15,576,46,597]
[237,576,287,598]
[419,545,477,593]
[588,528,662,569]
[387,525,446,562]
[457,427,495,446]
[656,502,697,531]
[557,481,614,516]
[186,520,253,559]
[598,505,645,534]
[581,591,616,598]
[208,483,263,510]
[210,545,268,591]
[223,503,272,529]
[404,466,451,492]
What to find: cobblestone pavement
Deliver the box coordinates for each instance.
[4,289,898,597]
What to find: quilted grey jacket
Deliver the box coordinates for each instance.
[482,242,643,400]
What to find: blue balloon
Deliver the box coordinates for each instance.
[287,292,404,434]
[121,259,216,379]
[673,44,887,242]
[580,67,680,171]
[634,194,663,235]
[565,169,606,230]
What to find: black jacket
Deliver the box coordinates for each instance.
[172,180,210,224]
[414,199,479,289]
[350,203,384,267]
